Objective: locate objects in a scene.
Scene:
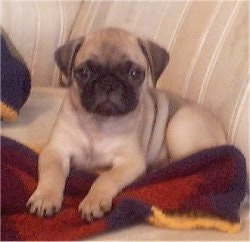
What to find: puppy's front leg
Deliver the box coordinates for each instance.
[27,147,70,217]
[79,153,146,221]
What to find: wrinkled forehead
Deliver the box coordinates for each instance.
[75,30,146,67]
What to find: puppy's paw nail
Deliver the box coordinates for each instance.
[26,201,31,208]
[27,188,63,217]
[78,193,112,221]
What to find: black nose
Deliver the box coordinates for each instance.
[103,82,115,94]
[96,78,121,95]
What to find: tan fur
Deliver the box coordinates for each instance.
[166,105,226,161]
[27,28,226,220]
[75,28,146,68]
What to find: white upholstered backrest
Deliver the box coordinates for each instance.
[68,0,250,160]
[1,1,82,86]
[1,1,249,160]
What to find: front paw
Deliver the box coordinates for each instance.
[78,191,113,221]
[27,187,63,217]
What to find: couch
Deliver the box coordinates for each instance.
[1,1,249,240]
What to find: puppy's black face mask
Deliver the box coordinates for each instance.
[74,60,145,116]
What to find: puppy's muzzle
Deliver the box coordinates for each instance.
[93,78,124,115]
[80,75,138,116]
[97,78,123,97]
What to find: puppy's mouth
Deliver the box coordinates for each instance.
[94,99,123,116]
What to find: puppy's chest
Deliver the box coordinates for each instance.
[71,131,117,171]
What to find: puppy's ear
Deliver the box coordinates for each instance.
[138,39,169,86]
[54,37,84,86]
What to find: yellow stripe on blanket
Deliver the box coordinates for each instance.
[147,206,240,233]
[0,102,18,122]
[26,144,42,154]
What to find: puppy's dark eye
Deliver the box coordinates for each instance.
[128,66,145,82]
[75,66,91,80]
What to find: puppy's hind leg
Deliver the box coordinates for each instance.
[166,105,227,162]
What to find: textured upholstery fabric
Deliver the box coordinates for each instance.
[70,1,249,161]
[1,1,82,86]
[1,1,248,161]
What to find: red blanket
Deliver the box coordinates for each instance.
[1,136,247,240]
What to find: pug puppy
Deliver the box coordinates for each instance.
[27,28,226,221]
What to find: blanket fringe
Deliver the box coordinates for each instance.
[147,206,240,233]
